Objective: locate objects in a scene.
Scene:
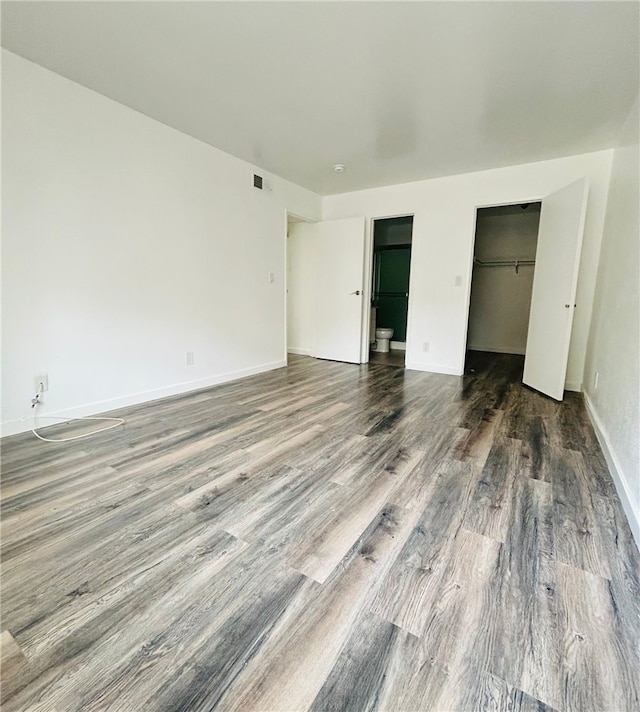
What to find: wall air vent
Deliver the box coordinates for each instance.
[253,174,263,190]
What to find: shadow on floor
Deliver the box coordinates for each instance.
[369,349,405,368]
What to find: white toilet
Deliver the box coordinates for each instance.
[374,327,394,353]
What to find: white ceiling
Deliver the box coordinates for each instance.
[2,2,638,195]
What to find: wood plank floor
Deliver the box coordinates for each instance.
[1,351,638,712]
[368,349,405,368]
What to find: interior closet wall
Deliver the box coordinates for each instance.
[467,204,541,355]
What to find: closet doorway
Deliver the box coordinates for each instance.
[466,203,541,359]
[465,179,588,401]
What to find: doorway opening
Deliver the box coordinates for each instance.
[370,216,413,367]
[286,213,316,360]
[465,202,542,372]
[286,213,366,365]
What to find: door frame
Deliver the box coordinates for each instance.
[365,213,415,365]
[284,209,318,363]
[286,210,416,367]
[461,196,543,373]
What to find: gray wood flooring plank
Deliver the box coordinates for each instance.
[219,465,343,545]
[350,528,501,711]
[46,546,305,712]
[1,351,638,712]
[0,631,27,684]
[400,528,501,711]
[174,425,322,511]
[212,503,420,712]
[556,562,640,712]
[309,610,420,712]
[519,415,556,483]
[2,528,248,710]
[388,428,467,511]
[488,474,562,710]
[369,459,479,636]
[593,492,640,665]
[8,507,228,659]
[462,435,519,542]
[478,673,561,712]
[498,381,559,440]
[289,451,420,582]
[453,407,505,467]
[553,448,612,579]
[311,612,557,712]
[327,438,420,489]
[284,431,369,474]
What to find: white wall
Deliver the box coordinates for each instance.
[1,51,321,435]
[286,221,317,355]
[583,94,640,546]
[323,150,613,385]
[467,207,540,355]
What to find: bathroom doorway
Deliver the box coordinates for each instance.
[465,202,541,363]
[369,216,413,367]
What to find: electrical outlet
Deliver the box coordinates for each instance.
[594,371,599,389]
[34,374,49,392]
[423,342,430,353]
[268,272,275,284]
[454,275,462,287]
[186,352,194,366]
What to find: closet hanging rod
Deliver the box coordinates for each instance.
[473,257,535,267]
[473,257,536,267]
[473,257,535,274]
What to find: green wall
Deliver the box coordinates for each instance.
[373,246,411,341]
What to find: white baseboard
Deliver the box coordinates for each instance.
[390,341,407,351]
[467,344,526,356]
[405,361,463,376]
[1,360,287,438]
[564,381,583,393]
[287,347,312,356]
[583,391,640,549]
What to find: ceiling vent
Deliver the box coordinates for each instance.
[253,174,263,190]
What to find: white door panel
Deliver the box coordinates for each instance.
[523,178,589,400]
[312,217,366,364]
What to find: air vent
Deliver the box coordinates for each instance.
[253,174,263,190]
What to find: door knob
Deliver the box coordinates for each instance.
[351,290,361,296]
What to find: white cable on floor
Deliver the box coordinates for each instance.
[30,384,125,443]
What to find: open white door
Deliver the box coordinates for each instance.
[312,217,366,363]
[523,178,589,400]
